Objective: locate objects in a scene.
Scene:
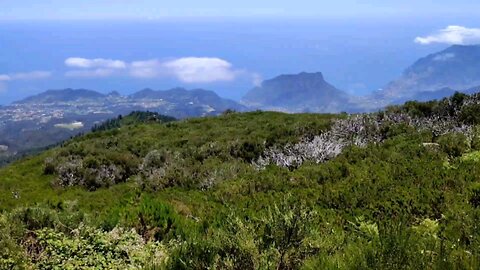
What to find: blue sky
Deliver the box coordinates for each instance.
[2,0,480,20]
[0,1,479,104]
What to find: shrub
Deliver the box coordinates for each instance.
[437,132,469,157]
[460,104,480,125]
[0,214,28,269]
[230,141,264,163]
[137,150,173,191]
[43,158,56,175]
[52,158,84,187]
[470,183,480,208]
[83,164,125,190]
[130,196,191,242]
[33,226,169,269]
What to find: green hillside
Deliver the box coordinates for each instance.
[2,93,480,269]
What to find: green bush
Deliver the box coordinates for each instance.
[4,102,480,268]
[437,132,469,157]
[0,214,28,269]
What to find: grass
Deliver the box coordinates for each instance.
[1,109,480,269]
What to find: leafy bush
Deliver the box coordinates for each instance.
[5,93,480,268]
[470,183,480,208]
[43,157,56,175]
[0,214,28,269]
[168,197,320,270]
[437,132,469,157]
[460,104,480,125]
[32,226,169,269]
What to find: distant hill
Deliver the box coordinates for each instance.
[391,87,457,103]
[0,87,246,166]
[378,45,480,101]
[242,72,353,113]
[13,87,245,118]
[15,88,107,104]
[130,87,246,113]
[91,111,176,133]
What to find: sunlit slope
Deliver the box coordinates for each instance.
[2,93,480,268]
[0,111,334,212]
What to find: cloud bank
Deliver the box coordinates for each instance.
[163,57,236,83]
[0,71,52,94]
[65,56,259,85]
[0,71,52,81]
[129,57,238,83]
[415,25,480,45]
[65,57,127,69]
[64,58,126,78]
[129,59,164,79]
[65,69,116,78]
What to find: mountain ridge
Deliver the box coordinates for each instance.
[377,44,480,101]
[15,88,107,104]
[242,72,354,113]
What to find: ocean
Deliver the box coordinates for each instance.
[0,16,477,104]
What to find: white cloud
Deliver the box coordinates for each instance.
[10,71,52,80]
[415,25,480,45]
[0,71,51,81]
[129,59,163,78]
[129,57,244,83]
[65,56,259,85]
[65,57,127,69]
[65,68,116,78]
[163,57,236,83]
[0,71,51,94]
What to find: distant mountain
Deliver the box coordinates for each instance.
[390,85,480,104]
[14,87,245,117]
[16,89,107,104]
[378,45,480,102]
[0,87,246,165]
[464,85,480,95]
[242,72,353,113]
[130,87,245,113]
[391,87,457,103]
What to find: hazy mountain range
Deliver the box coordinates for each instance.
[9,44,480,114]
[242,72,354,113]
[15,87,245,115]
[244,45,480,112]
[1,44,480,164]
[372,44,480,106]
[0,87,245,164]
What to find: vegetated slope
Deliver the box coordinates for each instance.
[2,93,480,268]
[0,111,176,168]
[0,87,244,166]
[90,111,177,133]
